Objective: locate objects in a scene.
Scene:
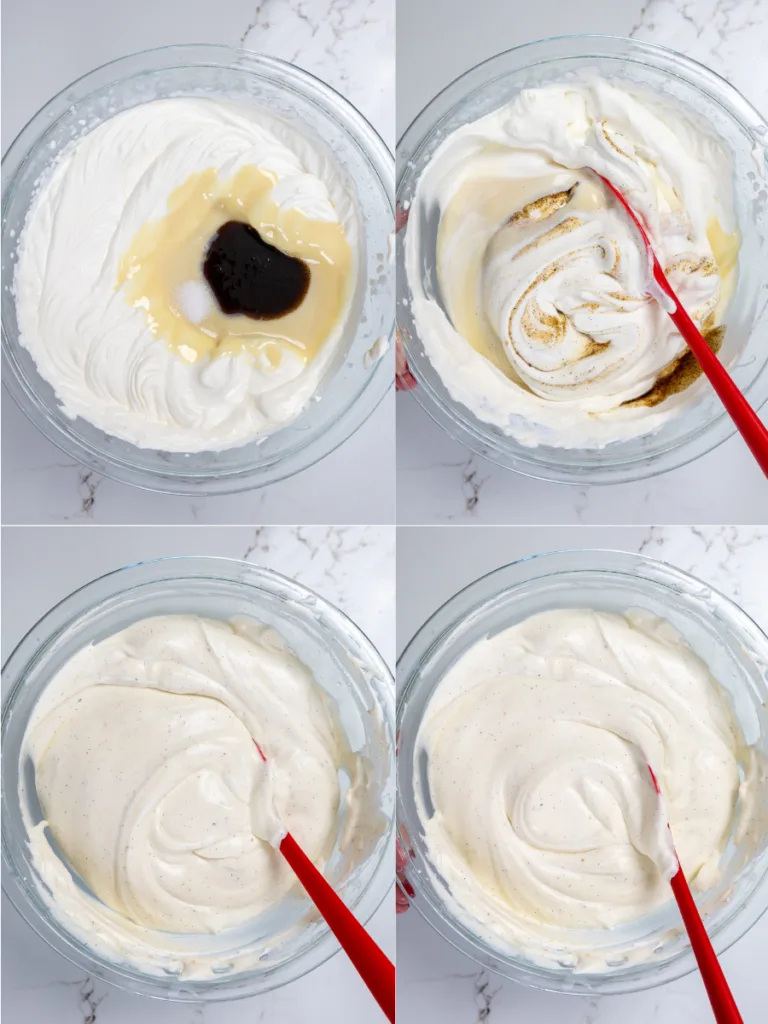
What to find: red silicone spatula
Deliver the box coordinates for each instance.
[648,765,742,1023]
[254,743,394,1022]
[597,172,768,478]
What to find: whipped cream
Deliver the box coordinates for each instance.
[415,609,756,969]
[405,77,740,448]
[21,615,370,976]
[14,98,360,452]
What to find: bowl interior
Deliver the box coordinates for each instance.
[2,558,395,1000]
[397,549,768,994]
[397,37,768,484]
[2,46,394,494]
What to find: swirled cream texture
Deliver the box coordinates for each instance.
[21,615,369,976]
[415,609,757,969]
[405,78,740,447]
[14,98,359,451]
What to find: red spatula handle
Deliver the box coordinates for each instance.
[669,868,743,1024]
[596,172,768,478]
[658,263,768,478]
[647,766,742,1023]
[279,832,395,1022]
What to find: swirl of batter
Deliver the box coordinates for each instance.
[415,609,756,968]
[405,77,740,448]
[21,615,370,975]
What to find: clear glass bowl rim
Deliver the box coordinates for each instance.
[396,34,768,486]
[2,554,395,1002]
[396,547,768,995]
[2,43,395,496]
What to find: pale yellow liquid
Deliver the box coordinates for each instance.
[117,166,354,368]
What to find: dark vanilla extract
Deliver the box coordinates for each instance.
[204,220,310,320]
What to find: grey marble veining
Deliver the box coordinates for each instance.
[242,0,395,149]
[632,0,768,117]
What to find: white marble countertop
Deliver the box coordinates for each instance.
[1,524,395,1023]
[1,0,395,525]
[396,523,768,1023]
[396,0,768,525]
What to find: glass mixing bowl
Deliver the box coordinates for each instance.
[397,549,768,994]
[2,557,395,1001]
[397,35,768,485]
[2,44,394,495]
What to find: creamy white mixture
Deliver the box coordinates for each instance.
[14,98,359,452]
[405,77,740,448]
[21,615,368,976]
[415,609,756,969]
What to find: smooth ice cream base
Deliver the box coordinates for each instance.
[19,614,378,978]
[414,608,758,972]
[118,165,354,370]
